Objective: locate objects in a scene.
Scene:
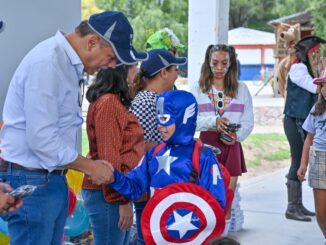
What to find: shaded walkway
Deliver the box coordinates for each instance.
[231,168,323,244]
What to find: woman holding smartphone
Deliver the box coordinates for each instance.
[193,44,254,236]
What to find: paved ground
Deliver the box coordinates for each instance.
[233,83,324,244]
[233,168,323,245]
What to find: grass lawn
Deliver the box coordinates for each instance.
[242,133,290,167]
[83,129,290,169]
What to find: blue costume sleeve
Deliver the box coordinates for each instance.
[110,149,153,200]
[198,148,226,209]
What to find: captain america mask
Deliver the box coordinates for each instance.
[156,90,198,146]
[156,97,175,126]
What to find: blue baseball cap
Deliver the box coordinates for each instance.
[0,20,4,34]
[88,11,148,65]
[141,49,187,78]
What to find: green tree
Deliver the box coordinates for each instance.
[230,0,276,31]
[84,0,325,55]
[94,0,188,51]
[82,0,103,20]
[309,1,326,56]
[271,0,310,17]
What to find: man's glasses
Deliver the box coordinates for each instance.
[79,79,85,107]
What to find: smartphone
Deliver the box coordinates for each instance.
[8,185,37,199]
[220,132,235,142]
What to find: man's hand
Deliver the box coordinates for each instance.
[0,183,23,214]
[88,160,114,185]
[118,203,133,230]
[67,155,115,185]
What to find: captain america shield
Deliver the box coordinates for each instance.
[141,183,225,245]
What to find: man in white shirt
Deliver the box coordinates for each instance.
[0,11,147,244]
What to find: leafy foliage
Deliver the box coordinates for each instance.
[271,0,310,17]
[93,0,188,51]
[82,0,103,20]
[83,0,326,55]
[230,0,275,31]
[309,1,326,56]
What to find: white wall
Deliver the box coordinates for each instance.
[237,49,262,65]
[265,48,275,64]
[0,0,81,120]
[236,48,275,66]
[188,0,229,91]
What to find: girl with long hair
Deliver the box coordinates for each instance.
[194,44,254,235]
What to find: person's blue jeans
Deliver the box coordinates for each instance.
[82,189,130,245]
[0,167,68,245]
[134,200,147,245]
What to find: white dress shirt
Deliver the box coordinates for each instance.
[1,31,84,171]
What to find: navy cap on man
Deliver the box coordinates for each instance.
[88,11,148,65]
[0,20,5,34]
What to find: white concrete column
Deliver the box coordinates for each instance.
[188,0,229,91]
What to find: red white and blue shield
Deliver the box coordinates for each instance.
[141,183,225,245]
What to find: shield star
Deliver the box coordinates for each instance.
[155,149,178,176]
[167,211,198,239]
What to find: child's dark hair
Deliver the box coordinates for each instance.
[207,237,240,245]
[86,65,132,108]
[199,44,239,98]
[311,83,326,116]
[131,65,174,98]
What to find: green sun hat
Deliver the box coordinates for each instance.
[146,28,185,52]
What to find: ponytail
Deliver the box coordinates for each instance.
[131,68,148,98]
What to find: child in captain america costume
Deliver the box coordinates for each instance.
[109,89,225,206]
[107,90,227,243]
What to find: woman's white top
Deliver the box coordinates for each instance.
[193,82,254,142]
